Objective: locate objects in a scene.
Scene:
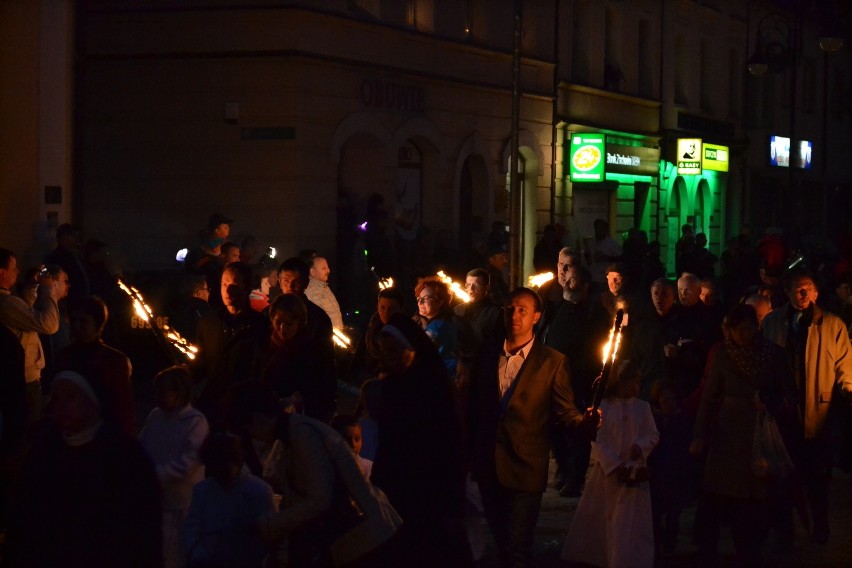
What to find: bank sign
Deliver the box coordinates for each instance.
[677,138,702,174]
[569,134,606,182]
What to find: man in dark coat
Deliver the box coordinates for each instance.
[194,262,268,427]
[542,266,611,496]
[276,258,335,408]
[468,287,596,567]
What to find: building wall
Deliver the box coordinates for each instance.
[0,2,41,263]
[77,4,555,273]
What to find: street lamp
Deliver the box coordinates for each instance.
[747,12,797,78]
[747,2,845,235]
[746,8,800,229]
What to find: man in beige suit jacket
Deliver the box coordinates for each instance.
[762,269,852,544]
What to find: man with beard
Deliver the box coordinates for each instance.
[543,266,611,496]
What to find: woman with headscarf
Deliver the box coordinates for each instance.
[371,313,470,565]
[690,304,796,565]
[6,370,162,567]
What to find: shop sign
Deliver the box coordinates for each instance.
[769,135,790,167]
[677,138,702,174]
[360,79,425,113]
[605,144,659,176]
[702,143,729,172]
[569,133,606,182]
[792,140,813,169]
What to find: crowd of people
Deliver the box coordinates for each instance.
[1,214,852,568]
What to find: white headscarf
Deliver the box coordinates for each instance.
[52,370,103,446]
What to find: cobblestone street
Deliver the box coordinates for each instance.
[475,459,852,568]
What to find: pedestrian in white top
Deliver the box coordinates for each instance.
[562,360,659,568]
[305,255,344,329]
[139,365,209,568]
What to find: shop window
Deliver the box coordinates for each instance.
[604,8,623,92]
[638,20,654,98]
[802,57,816,113]
[408,0,434,33]
[728,47,742,118]
[572,2,591,84]
[675,34,688,105]
[700,38,714,113]
[634,182,650,230]
[353,0,380,19]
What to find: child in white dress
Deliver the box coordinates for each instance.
[139,365,210,568]
[562,360,659,568]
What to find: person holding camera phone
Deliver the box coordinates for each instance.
[0,248,61,426]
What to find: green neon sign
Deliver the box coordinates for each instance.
[569,133,606,182]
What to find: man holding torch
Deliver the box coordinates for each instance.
[542,265,612,497]
[467,287,599,567]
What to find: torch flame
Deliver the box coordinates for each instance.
[117,276,198,362]
[610,327,623,364]
[332,328,352,350]
[601,326,616,364]
[378,277,395,291]
[436,271,472,303]
[527,272,554,288]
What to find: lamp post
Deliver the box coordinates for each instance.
[747,1,845,236]
[817,7,845,237]
[509,0,522,290]
[747,6,800,230]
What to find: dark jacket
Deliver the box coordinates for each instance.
[7,423,163,567]
[468,339,583,492]
[262,331,335,422]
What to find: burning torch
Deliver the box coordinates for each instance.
[436,270,471,303]
[332,327,353,352]
[370,266,394,291]
[117,276,198,364]
[589,308,625,410]
[527,272,554,289]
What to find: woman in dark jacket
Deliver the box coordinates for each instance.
[371,313,470,565]
[261,293,334,422]
[690,304,796,565]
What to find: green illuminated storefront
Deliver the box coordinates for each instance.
[566,130,661,262]
[566,132,730,277]
[657,139,730,275]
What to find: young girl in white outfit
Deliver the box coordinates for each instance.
[139,365,209,568]
[562,360,659,568]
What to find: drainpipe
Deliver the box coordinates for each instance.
[509,0,523,289]
[550,0,559,227]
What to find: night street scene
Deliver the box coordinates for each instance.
[4,0,852,566]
